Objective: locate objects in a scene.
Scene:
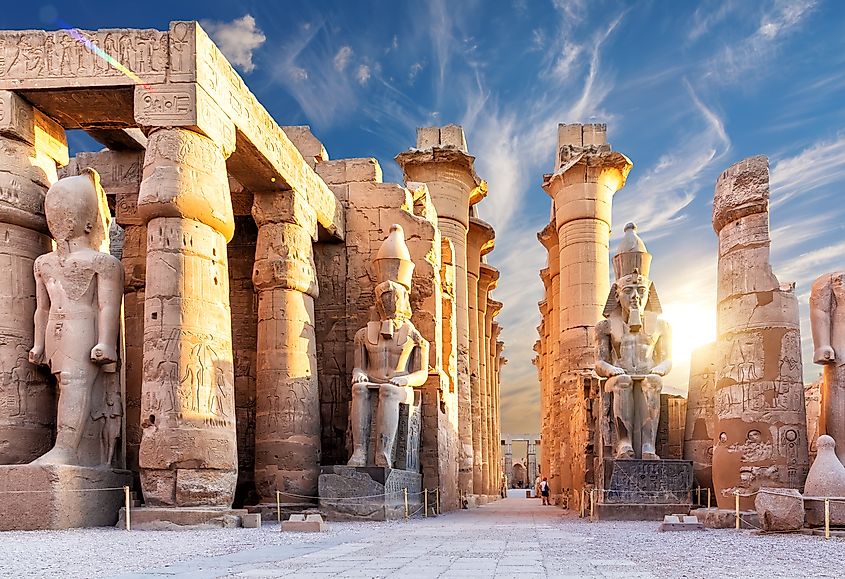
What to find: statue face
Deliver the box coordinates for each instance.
[618,281,649,317]
[375,281,411,321]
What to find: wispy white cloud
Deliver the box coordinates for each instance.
[706,0,817,81]
[356,64,371,85]
[334,45,353,71]
[770,133,845,207]
[688,0,742,42]
[202,14,266,73]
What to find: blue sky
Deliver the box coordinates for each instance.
[10,1,845,433]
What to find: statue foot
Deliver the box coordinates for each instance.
[642,452,660,460]
[615,445,635,460]
[347,450,367,467]
[30,447,76,466]
[374,452,392,468]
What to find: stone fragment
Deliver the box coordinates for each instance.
[282,513,327,532]
[241,513,261,528]
[711,156,808,510]
[754,488,804,532]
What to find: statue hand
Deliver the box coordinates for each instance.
[649,366,667,377]
[28,346,44,366]
[607,365,625,377]
[389,376,409,387]
[352,371,369,384]
[91,343,118,365]
[814,346,836,364]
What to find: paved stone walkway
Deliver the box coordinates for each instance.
[114,493,845,579]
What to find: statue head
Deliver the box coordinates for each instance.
[375,280,412,322]
[44,168,111,253]
[603,222,661,327]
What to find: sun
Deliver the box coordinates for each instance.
[660,302,717,387]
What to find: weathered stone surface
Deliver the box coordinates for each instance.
[282,513,326,532]
[754,487,804,532]
[117,506,249,530]
[711,156,809,510]
[0,464,131,530]
[601,459,693,504]
[690,507,760,529]
[318,465,422,521]
[684,343,717,490]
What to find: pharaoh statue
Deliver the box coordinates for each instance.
[348,224,430,468]
[28,169,124,467]
[810,272,845,465]
[595,223,672,460]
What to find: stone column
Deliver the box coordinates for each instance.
[489,315,503,489]
[396,125,487,496]
[478,264,499,494]
[712,156,808,510]
[538,222,561,493]
[0,91,67,464]
[252,190,320,503]
[683,343,716,491]
[467,218,495,493]
[137,127,239,507]
[542,123,630,503]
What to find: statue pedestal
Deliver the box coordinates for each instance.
[363,388,422,471]
[318,466,422,521]
[0,464,131,530]
[594,459,693,521]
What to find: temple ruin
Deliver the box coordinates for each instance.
[0,21,505,529]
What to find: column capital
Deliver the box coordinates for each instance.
[478,263,499,293]
[252,189,318,241]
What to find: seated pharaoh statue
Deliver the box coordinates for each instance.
[595,223,672,460]
[348,224,430,468]
[28,168,124,467]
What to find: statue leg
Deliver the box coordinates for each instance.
[33,366,97,465]
[607,375,635,459]
[375,384,411,468]
[640,374,664,460]
[348,382,372,466]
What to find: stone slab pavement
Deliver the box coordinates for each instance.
[111,493,845,579]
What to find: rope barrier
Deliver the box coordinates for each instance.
[0,487,127,494]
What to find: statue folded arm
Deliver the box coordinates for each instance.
[810,273,835,364]
[390,328,429,388]
[91,255,124,365]
[351,327,369,384]
[594,319,624,378]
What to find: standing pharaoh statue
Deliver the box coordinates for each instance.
[810,272,845,465]
[348,225,430,468]
[28,169,124,467]
[595,223,672,460]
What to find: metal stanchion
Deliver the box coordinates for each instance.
[825,499,831,539]
[123,485,131,531]
[735,491,740,530]
[404,487,409,520]
[424,488,428,517]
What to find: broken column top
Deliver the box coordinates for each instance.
[712,155,769,234]
[543,122,631,190]
[415,124,468,153]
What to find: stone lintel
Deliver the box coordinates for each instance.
[167,21,343,241]
[85,127,147,151]
[0,90,68,165]
[134,83,236,156]
[316,158,383,185]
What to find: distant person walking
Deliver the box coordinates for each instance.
[540,477,550,505]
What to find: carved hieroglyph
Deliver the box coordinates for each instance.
[810,272,845,466]
[683,343,717,490]
[348,225,430,468]
[0,91,66,463]
[595,223,672,460]
[29,169,123,467]
[712,156,808,510]
[137,128,238,507]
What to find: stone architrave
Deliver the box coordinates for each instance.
[595,223,672,460]
[711,156,808,510]
[0,91,67,464]
[478,263,499,493]
[396,125,487,496]
[542,123,631,503]
[29,169,124,467]
[467,217,495,493]
[137,127,238,507]
[810,272,845,466]
[683,343,717,490]
[251,189,321,504]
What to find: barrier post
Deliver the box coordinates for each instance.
[735,491,740,530]
[123,486,131,531]
[276,490,282,531]
[436,488,440,514]
[707,488,711,509]
[424,488,428,518]
[404,487,409,520]
[825,499,831,539]
[697,486,701,506]
[589,489,595,521]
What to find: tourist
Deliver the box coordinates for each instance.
[540,477,550,505]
